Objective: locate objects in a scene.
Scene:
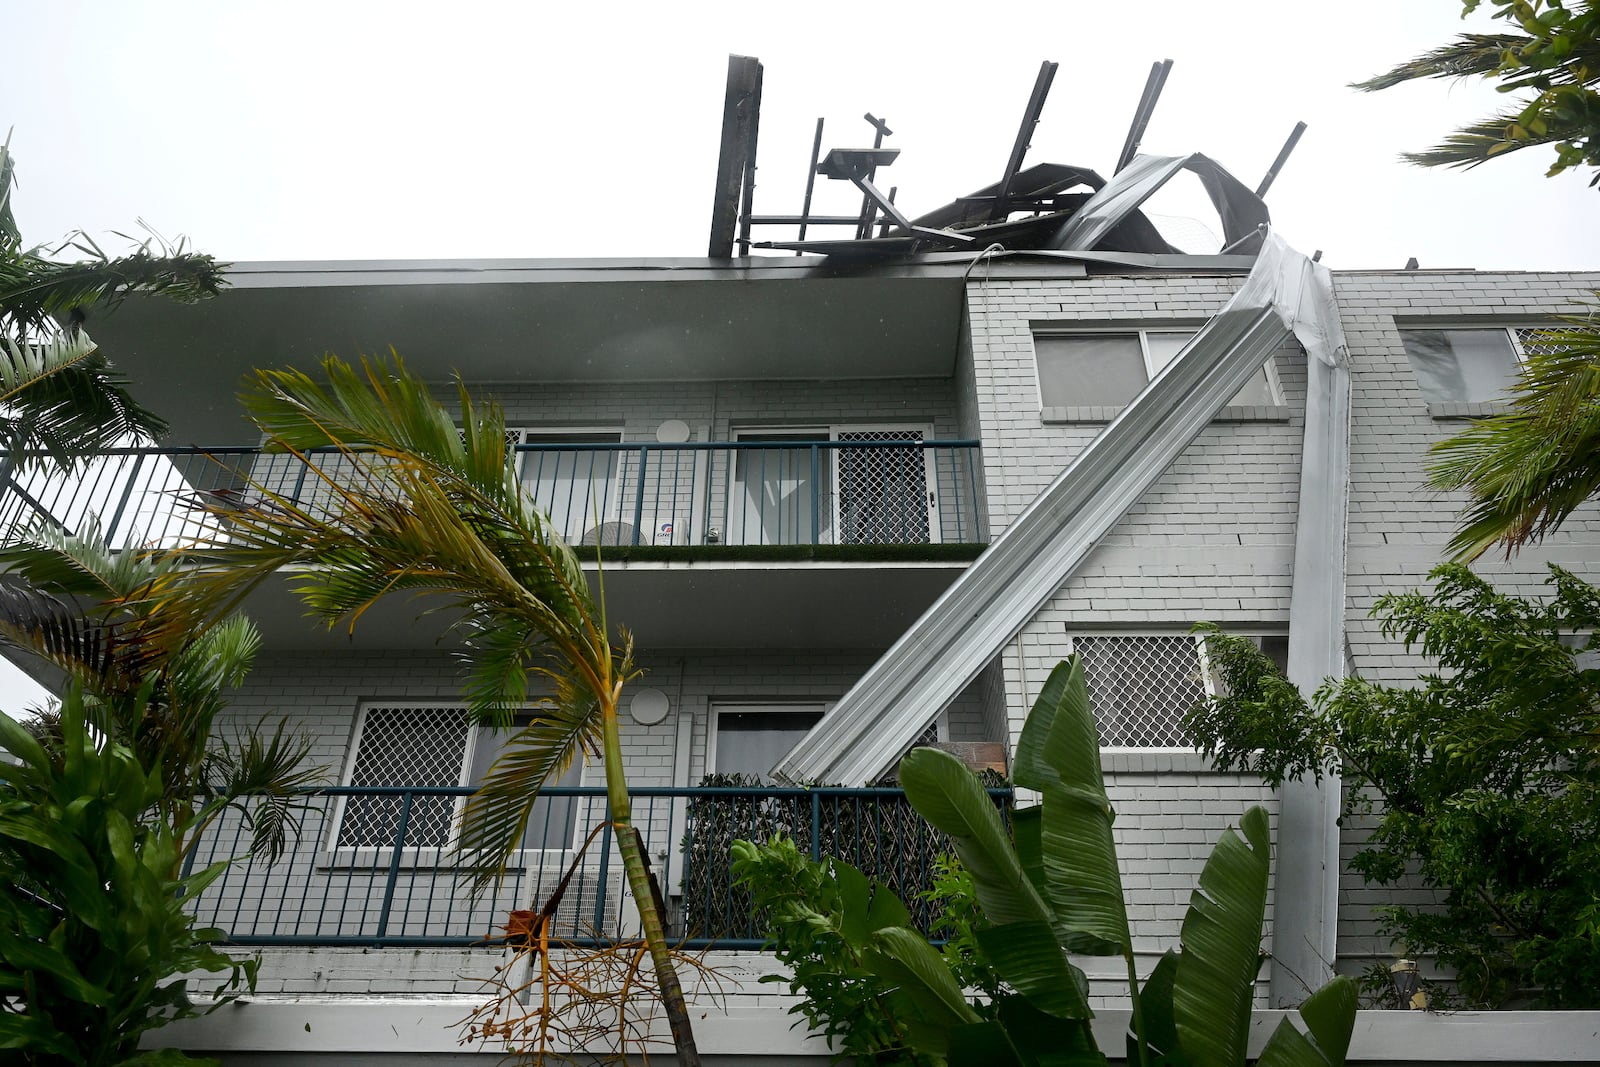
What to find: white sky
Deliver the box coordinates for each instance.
[3,0,1599,714]
[6,0,1600,269]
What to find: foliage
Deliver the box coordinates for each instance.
[0,692,255,1066]
[0,520,321,864]
[150,354,701,1063]
[739,657,1356,1067]
[1426,311,1600,560]
[1185,565,1600,1007]
[0,137,223,467]
[731,834,937,1066]
[1354,0,1600,184]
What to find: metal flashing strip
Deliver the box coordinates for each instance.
[772,233,1342,786]
[1270,261,1352,1004]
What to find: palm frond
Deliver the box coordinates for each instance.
[1430,318,1600,559]
[0,133,17,252]
[457,682,605,891]
[0,246,224,339]
[0,332,167,463]
[1398,110,1569,170]
[1352,34,1525,90]
[201,719,326,863]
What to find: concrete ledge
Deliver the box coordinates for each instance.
[149,998,1600,1063]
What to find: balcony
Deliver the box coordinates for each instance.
[184,784,1013,949]
[0,440,985,651]
[0,439,983,555]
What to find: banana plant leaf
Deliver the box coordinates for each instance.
[1033,657,1131,956]
[1254,975,1358,1067]
[1172,805,1271,1067]
[1131,951,1191,1067]
[898,746,1054,929]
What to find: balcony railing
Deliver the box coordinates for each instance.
[0,440,983,550]
[183,785,1012,949]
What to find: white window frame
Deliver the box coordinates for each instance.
[1031,327,1282,412]
[327,701,585,866]
[727,423,941,546]
[511,426,626,545]
[1064,631,1287,752]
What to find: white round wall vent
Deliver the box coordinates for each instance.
[630,687,671,726]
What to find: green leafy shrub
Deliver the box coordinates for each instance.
[1186,564,1600,1008]
[0,693,255,1065]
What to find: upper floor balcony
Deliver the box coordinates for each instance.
[0,437,986,654]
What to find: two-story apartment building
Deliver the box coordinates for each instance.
[4,141,1598,1062]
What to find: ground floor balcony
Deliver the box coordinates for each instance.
[188,784,1012,950]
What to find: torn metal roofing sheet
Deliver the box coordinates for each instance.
[1051,152,1269,254]
[771,232,1343,786]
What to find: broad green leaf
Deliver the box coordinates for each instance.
[1037,657,1130,956]
[899,747,1054,929]
[1012,805,1049,901]
[836,860,913,945]
[1172,806,1271,1067]
[1132,950,1190,1067]
[1254,975,1358,1067]
[977,920,1092,1019]
[948,1021,1027,1066]
[1013,659,1076,790]
[993,994,1108,1067]
[0,928,112,1006]
[0,710,50,776]
[866,925,982,1028]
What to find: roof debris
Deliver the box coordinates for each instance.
[708,56,1305,261]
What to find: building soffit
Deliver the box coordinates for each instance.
[771,232,1351,786]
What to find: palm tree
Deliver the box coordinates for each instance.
[150,354,703,1064]
[0,134,224,469]
[1428,317,1600,560]
[0,519,321,865]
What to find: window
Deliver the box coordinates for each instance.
[1033,329,1278,410]
[712,703,826,782]
[729,426,937,546]
[334,704,582,852]
[1398,326,1580,406]
[1070,633,1288,749]
[515,428,624,544]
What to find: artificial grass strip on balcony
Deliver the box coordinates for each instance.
[572,543,988,564]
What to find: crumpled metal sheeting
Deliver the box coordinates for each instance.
[771,233,1341,786]
[1051,153,1271,255]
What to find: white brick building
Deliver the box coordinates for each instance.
[6,182,1599,1061]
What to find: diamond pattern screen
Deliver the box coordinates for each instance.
[1514,326,1592,356]
[835,430,929,545]
[1073,635,1210,748]
[338,705,472,848]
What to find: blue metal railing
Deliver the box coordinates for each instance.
[183,784,1012,949]
[0,440,984,550]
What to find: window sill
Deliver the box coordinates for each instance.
[317,849,572,872]
[1099,750,1259,775]
[1427,400,1513,420]
[1041,404,1292,425]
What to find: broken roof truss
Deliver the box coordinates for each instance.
[706,56,1307,261]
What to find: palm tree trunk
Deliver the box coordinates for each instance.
[599,699,702,1066]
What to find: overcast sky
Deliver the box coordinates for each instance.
[6,0,1600,270]
[4,0,1600,713]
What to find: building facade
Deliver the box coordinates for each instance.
[4,244,1599,1063]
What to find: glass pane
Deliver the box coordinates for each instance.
[470,717,582,850]
[1148,330,1276,406]
[715,708,825,782]
[1401,329,1519,404]
[519,432,621,543]
[1034,334,1148,406]
[731,433,823,546]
